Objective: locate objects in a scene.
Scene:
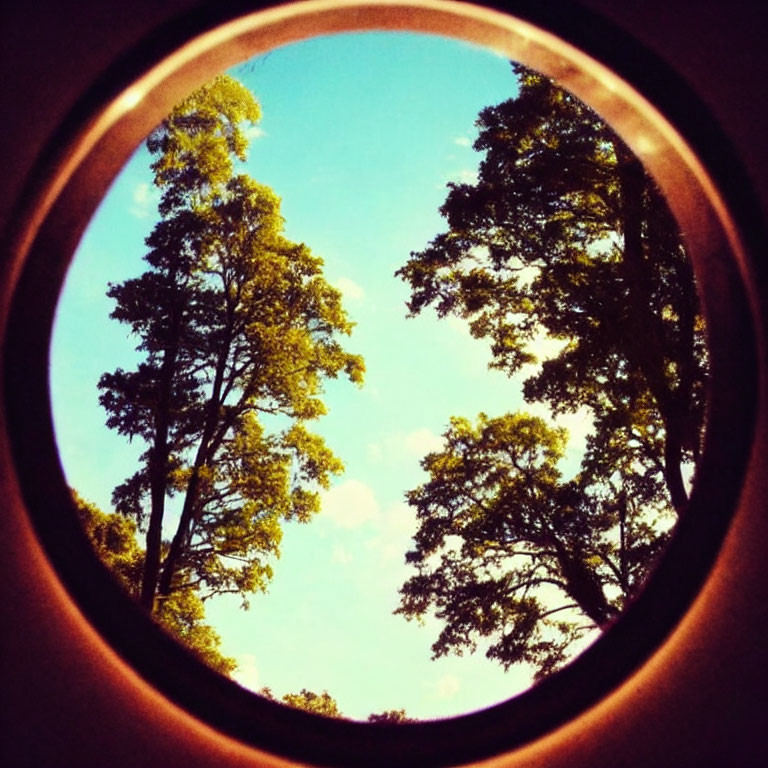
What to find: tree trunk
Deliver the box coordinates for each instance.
[663,412,689,513]
[615,142,688,513]
[157,323,233,599]
[140,277,184,611]
[553,539,615,626]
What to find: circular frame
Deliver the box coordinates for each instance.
[1,1,762,767]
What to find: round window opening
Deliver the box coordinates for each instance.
[4,2,758,767]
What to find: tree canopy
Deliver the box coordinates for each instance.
[395,64,706,677]
[74,492,236,674]
[277,688,345,719]
[367,709,415,724]
[97,75,363,624]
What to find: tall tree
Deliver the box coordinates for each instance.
[396,413,672,677]
[395,64,706,676]
[397,63,706,512]
[98,75,364,616]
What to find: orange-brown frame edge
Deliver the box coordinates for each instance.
[1,1,767,767]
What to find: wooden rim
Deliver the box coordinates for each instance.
[1,2,761,766]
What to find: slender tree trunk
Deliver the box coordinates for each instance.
[663,412,689,513]
[618,491,629,594]
[615,142,688,513]
[140,280,184,611]
[141,447,167,610]
[157,325,233,598]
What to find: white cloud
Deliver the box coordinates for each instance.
[331,544,353,565]
[385,502,418,536]
[364,502,418,564]
[335,276,364,301]
[129,181,159,218]
[364,429,444,470]
[528,333,568,361]
[232,654,260,692]
[445,168,479,185]
[320,479,379,528]
[403,428,444,459]
[434,673,461,699]
[556,408,594,446]
[453,136,472,147]
[133,182,150,204]
[525,397,593,447]
[241,122,266,141]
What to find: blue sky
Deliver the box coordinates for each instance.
[50,32,593,720]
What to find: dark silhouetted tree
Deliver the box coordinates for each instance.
[395,64,706,677]
[259,688,416,722]
[367,709,415,724]
[396,413,672,677]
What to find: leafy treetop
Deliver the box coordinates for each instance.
[396,63,706,514]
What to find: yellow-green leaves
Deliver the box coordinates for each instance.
[149,75,262,211]
[74,492,237,675]
[74,491,143,593]
[280,689,345,719]
[98,75,364,621]
[155,588,237,675]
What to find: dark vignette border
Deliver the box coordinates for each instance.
[1,1,763,767]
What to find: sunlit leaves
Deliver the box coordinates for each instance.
[155,587,237,675]
[74,493,236,674]
[260,687,346,719]
[148,75,262,214]
[98,74,364,615]
[367,709,415,724]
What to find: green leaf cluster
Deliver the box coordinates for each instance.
[259,687,345,719]
[74,492,236,675]
[396,413,671,677]
[367,709,415,724]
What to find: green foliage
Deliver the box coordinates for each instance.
[154,587,236,676]
[396,64,706,677]
[147,75,262,214]
[261,688,345,718]
[367,709,415,724]
[74,491,144,592]
[259,688,415,722]
[397,63,705,512]
[98,74,364,613]
[73,492,236,675]
[396,413,672,677]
